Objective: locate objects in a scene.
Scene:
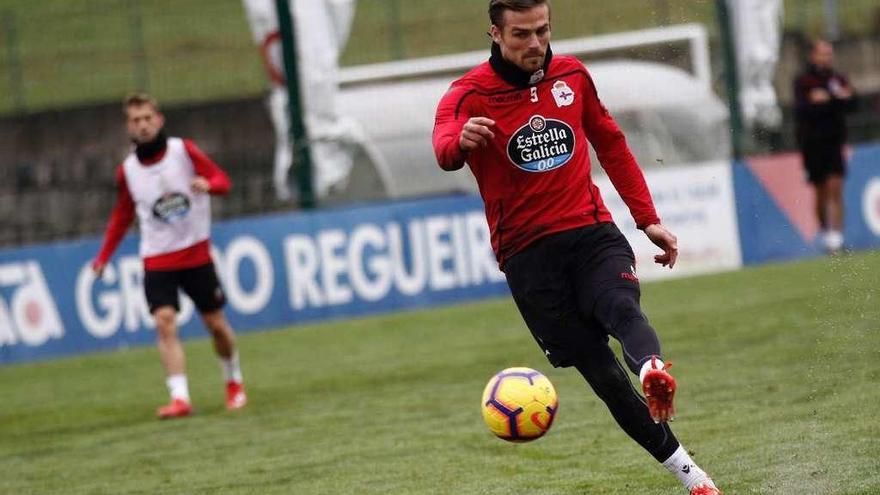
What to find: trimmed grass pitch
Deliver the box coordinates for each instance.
[2,251,879,494]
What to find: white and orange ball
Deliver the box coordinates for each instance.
[481,367,558,442]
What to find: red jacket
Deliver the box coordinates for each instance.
[433,45,659,267]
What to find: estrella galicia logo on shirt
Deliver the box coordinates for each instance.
[152,192,191,223]
[506,115,575,173]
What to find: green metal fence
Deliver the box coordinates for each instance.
[347,0,879,64]
[1,0,877,116]
[0,0,263,115]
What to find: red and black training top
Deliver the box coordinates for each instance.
[432,44,659,268]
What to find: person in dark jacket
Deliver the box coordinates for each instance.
[794,39,857,253]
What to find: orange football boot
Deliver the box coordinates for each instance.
[225,381,247,411]
[690,484,722,495]
[642,356,676,423]
[157,398,192,419]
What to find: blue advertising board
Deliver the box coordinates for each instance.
[0,194,509,365]
[734,143,880,264]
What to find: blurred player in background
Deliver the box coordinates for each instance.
[794,39,857,254]
[432,1,720,493]
[92,93,246,419]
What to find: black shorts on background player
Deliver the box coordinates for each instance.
[801,139,845,184]
[144,262,226,313]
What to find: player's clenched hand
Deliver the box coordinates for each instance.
[834,85,853,99]
[191,176,211,193]
[644,224,678,269]
[459,117,496,152]
[809,88,831,104]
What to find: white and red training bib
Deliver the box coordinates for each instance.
[121,137,211,259]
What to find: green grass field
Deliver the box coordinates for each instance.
[2,251,879,494]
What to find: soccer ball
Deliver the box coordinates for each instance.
[481,367,558,442]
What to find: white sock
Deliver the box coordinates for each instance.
[220,351,243,383]
[662,445,715,490]
[825,230,844,251]
[166,374,190,402]
[639,357,665,384]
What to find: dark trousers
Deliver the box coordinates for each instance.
[504,223,679,461]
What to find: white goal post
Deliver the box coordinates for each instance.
[339,23,711,92]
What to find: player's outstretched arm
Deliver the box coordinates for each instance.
[579,67,659,230]
[93,165,135,276]
[644,224,678,269]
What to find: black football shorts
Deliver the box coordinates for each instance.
[503,222,641,368]
[143,262,226,314]
[801,140,846,184]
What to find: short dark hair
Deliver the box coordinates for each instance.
[489,0,550,27]
[123,92,159,113]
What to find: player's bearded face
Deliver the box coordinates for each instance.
[125,104,165,144]
[493,5,551,73]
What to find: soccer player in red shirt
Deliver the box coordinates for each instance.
[93,93,247,419]
[433,2,720,493]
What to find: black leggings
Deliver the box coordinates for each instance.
[504,224,680,462]
[577,288,679,462]
[571,330,679,461]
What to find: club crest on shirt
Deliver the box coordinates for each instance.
[152,192,191,223]
[551,80,575,107]
[506,115,575,173]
